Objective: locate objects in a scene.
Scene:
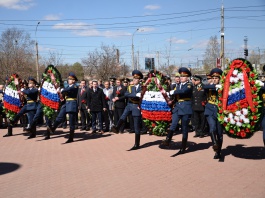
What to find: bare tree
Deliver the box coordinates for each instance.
[203,35,220,72]
[159,64,176,77]
[82,44,126,81]
[0,27,35,82]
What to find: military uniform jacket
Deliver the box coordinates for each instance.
[204,84,218,117]
[112,85,127,109]
[171,82,193,115]
[62,84,78,113]
[87,87,106,112]
[124,85,141,116]
[22,88,38,111]
[192,83,207,111]
[77,87,89,110]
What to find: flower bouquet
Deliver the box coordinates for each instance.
[218,58,262,138]
[40,65,62,119]
[3,74,24,120]
[141,70,172,136]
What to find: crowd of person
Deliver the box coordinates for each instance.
[0,65,265,159]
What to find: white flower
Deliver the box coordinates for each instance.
[240,115,245,120]
[238,73,244,80]
[230,77,235,83]
[231,89,237,94]
[224,117,228,122]
[236,122,242,127]
[230,119,236,125]
[234,116,239,121]
[233,77,239,83]
[244,118,250,124]
[229,113,234,119]
[235,111,241,116]
[242,108,248,115]
[233,70,238,75]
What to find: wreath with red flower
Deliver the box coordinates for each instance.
[141,70,172,136]
[3,74,24,120]
[40,65,63,119]
[217,58,262,139]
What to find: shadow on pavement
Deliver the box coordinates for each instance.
[68,132,112,143]
[222,144,265,160]
[0,162,21,175]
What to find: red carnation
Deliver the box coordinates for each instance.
[229,129,234,134]
[252,94,257,99]
[253,115,258,120]
[81,100,86,104]
[152,123,156,127]
[253,101,258,106]
[250,80,255,85]
[223,123,227,127]
[250,73,255,78]
[116,91,120,95]
[105,96,109,100]
[246,68,251,72]
[251,121,255,126]
[246,128,250,133]
[241,132,246,138]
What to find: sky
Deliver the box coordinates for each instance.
[0,0,265,70]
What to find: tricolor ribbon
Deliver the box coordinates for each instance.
[222,60,255,112]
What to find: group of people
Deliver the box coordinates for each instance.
[1,65,264,159]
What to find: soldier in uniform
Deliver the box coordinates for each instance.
[257,65,265,147]
[48,72,78,143]
[6,77,38,138]
[111,70,143,150]
[161,67,193,155]
[204,68,223,159]
[191,75,207,138]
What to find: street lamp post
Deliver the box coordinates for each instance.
[132,29,139,71]
[35,22,40,82]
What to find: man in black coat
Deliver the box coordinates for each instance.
[192,75,207,138]
[77,79,90,131]
[112,78,127,133]
[87,80,107,133]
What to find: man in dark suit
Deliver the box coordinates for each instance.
[111,70,143,150]
[191,75,207,138]
[87,80,107,133]
[161,67,193,156]
[77,79,90,131]
[112,78,127,133]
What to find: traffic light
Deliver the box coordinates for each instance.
[244,49,248,56]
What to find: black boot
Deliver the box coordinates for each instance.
[65,130,74,143]
[263,139,265,147]
[44,128,50,140]
[160,130,174,146]
[3,125,13,137]
[129,134,140,150]
[111,119,124,134]
[214,139,223,159]
[194,130,200,137]
[210,132,218,152]
[173,138,188,156]
[28,125,36,139]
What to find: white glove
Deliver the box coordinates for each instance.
[20,88,24,92]
[215,84,222,89]
[38,87,41,91]
[255,80,264,86]
[60,88,64,92]
[136,93,141,97]
[57,87,60,92]
[169,90,175,95]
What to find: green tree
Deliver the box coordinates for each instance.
[72,62,84,80]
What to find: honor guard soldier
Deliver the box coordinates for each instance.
[257,65,265,147]
[48,72,78,143]
[204,68,223,159]
[161,67,193,155]
[111,70,143,150]
[191,75,207,138]
[6,77,38,137]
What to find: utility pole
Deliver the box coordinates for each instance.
[220,3,225,70]
[156,51,160,69]
[132,29,139,71]
[244,36,248,60]
[137,51,139,70]
[35,22,40,82]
